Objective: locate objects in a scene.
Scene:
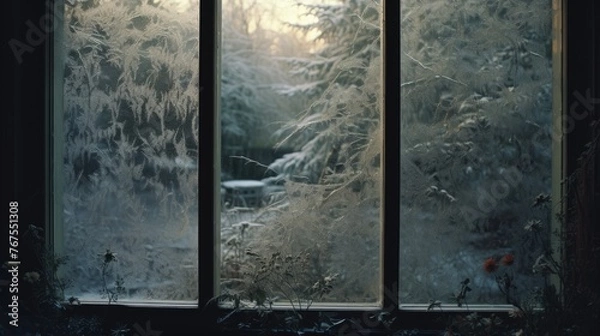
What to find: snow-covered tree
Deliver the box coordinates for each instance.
[268,0,382,184]
[232,0,384,303]
[220,0,307,157]
[250,0,554,304]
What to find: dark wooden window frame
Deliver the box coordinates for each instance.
[3,0,599,335]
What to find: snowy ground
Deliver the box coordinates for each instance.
[61,185,544,306]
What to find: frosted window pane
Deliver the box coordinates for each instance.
[219,0,382,304]
[400,0,553,305]
[61,0,199,301]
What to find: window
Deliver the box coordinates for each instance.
[51,0,556,306]
[8,0,593,333]
[218,0,383,306]
[53,0,387,307]
[53,0,200,303]
[213,0,558,312]
[399,0,555,307]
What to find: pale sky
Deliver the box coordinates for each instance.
[255,0,325,25]
[222,0,338,31]
[165,0,338,30]
[216,0,339,54]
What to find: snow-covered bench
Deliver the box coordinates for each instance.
[221,180,265,208]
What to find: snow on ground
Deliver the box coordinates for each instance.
[62,186,543,305]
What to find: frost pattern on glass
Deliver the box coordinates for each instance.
[400,0,553,304]
[61,0,199,301]
[219,0,382,304]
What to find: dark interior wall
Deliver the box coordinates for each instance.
[565,0,600,296]
[2,1,48,276]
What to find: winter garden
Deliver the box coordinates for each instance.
[57,0,553,309]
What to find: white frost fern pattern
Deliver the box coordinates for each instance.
[61,0,199,301]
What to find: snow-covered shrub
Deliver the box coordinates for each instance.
[399,0,553,303]
[239,0,553,305]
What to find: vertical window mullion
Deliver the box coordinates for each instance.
[550,0,565,300]
[199,0,220,308]
[382,0,401,310]
[50,0,65,260]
